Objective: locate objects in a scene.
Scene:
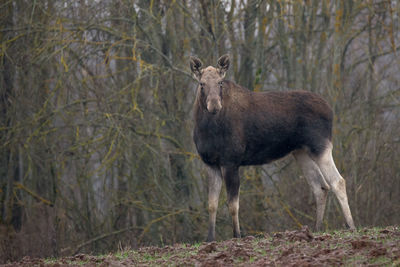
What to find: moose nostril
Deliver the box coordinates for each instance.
[207,99,222,114]
[208,108,218,115]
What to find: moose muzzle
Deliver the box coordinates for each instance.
[206,96,222,114]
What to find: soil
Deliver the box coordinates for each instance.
[3,226,399,266]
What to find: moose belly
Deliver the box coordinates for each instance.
[194,130,300,167]
[241,138,301,166]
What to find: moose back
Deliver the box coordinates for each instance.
[190,55,355,242]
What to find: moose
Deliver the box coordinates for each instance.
[190,55,355,242]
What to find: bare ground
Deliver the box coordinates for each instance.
[3,226,399,266]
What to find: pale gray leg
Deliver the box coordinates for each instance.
[206,166,222,242]
[293,149,329,231]
[313,143,356,229]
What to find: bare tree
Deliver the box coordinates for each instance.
[0,0,399,262]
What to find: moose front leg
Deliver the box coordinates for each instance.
[207,167,222,242]
[223,166,241,238]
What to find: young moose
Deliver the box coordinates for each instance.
[190,55,355,242]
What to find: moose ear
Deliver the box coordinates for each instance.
[217,54,230,77]
[190,56,203,80]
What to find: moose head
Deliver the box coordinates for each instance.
[190,55,230,114]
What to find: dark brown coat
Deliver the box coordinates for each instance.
[189,55,355,242]
[194,80,333,167]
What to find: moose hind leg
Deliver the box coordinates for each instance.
[207,166,223,242]
[293,150,329,231]
[314,143,356,229]
[222,166,241,238]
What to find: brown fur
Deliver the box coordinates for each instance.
[189,55,354,241]
[193,78,333,167]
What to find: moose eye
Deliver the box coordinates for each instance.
[218,81,223,86]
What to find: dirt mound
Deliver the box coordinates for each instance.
[2,226,399,266]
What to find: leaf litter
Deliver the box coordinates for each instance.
[3,226,399,266]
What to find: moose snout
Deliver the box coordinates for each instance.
[206,97,222,114]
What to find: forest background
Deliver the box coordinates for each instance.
[1,0,399,263]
